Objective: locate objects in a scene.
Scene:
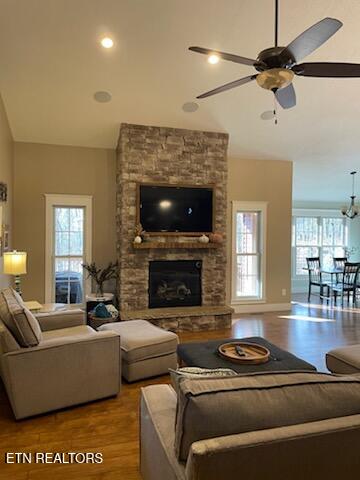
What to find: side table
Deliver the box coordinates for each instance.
[86,293,117,329]
[86,293,114,314]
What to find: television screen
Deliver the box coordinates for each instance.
[139,185,213,233]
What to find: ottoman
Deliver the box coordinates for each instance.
[99,320,178,382]
[178,337,316,373]
[326,345,360,374]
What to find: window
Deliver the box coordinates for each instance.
[292,211,348,276]
[231,202,267,303]
[45,195,92,304]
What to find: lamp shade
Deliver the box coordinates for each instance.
[3,251,27,275]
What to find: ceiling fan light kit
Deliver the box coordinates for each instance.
[256,68,294,91]
[189,0,360,110]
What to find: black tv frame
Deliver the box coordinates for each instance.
[136,182,215,235]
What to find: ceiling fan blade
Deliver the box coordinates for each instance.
[281,18,342,64]
[189,46,260,67]
[294,62,360,77]
[275,83,296,109]
[196,75,257,99]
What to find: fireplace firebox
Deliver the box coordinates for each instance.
[149,260,202,308]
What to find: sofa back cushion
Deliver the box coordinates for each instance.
[175,371,360,461]
[0,288,42,347]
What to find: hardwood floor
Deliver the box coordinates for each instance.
[0,295,359,480]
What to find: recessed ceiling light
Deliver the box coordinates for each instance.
[182,102,199,113]
[208,54,220,64]
[100,37,114,49]
[94,91,112,103]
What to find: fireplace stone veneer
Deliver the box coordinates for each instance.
[116,123,231,332]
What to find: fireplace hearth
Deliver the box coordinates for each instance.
[149,260,202,308]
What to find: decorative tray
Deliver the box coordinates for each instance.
[217,341,270,364]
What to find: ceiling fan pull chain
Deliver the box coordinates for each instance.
[274,95,278,125]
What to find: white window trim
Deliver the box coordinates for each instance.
[45,194,93,304]
[231,201,267,305]
[292,208,349,280]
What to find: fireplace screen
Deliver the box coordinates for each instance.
[149,260,202,308]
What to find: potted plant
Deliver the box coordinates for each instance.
[82,261,118,297]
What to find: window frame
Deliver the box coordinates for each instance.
[45,194,93,305]
[231,201,267,304]
[292,209,348,278]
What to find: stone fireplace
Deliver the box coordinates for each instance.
[149,260,202,308]
[116,123,233,331]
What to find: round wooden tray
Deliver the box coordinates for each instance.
[217,342,270,364]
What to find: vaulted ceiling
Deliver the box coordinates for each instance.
[0,0,360,203]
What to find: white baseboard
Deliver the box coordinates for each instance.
[232,303,292,314]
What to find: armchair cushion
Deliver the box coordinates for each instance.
[35,308,85,331]
[40,324,98,347]
[0,320,20,353]
[0,288,42,347]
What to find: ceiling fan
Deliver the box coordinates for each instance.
[189,0,360,109]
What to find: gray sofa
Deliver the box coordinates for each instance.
[0,288,121,419]
[140,372,360,480]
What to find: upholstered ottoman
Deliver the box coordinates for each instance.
[99,320,178,382]
[326,345,360,374]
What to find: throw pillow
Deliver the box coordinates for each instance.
[169,366,237,395]
[0,288,42,347]
[93,303,112,318]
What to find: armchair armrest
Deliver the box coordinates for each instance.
[2,330,121,419]
[35,308,86,331]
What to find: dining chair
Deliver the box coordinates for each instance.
[333,257,348,284]
[330,262,360,307]
[306,257,330,302]
[333,257,348,269]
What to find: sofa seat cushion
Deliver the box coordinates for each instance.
[99,320,178,363]
[175,371,360,461]
[0,288,42,347]
[40,325,98,347]
[326,345,360,374]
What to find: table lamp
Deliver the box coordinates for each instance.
[3,250,27,296]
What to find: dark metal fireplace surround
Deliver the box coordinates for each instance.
[149,260,202,308]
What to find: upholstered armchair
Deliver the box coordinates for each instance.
[0,288,121,419]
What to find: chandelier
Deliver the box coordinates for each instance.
[341,171,359,219]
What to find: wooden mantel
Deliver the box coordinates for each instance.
[132,241,220,250]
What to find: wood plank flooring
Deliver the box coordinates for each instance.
[0,295,359,480]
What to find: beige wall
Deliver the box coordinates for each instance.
[13,142,116,302]
[12,141,292,307]
[0,94,14,290]
[227,158,293,306]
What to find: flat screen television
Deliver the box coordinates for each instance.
[138,184,214,234]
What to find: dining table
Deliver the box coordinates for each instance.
[302,267,342,278]
[302,267,343,300]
